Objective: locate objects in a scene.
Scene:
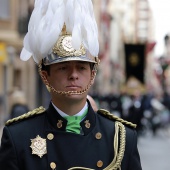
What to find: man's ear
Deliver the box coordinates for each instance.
[40,70,49,85]
[40,70,51,92]
[91,70,97,85]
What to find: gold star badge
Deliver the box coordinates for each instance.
[30,135,47,158]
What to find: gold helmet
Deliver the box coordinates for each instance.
[43,24,99,65]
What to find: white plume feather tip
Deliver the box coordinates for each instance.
[20,48,32,61]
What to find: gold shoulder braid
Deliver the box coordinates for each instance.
[68,121,126,170]
[98,109,136,128]
[5,106,46,126]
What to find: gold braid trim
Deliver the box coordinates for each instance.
[5,106,46,126]
[68,121,126,170]
[103,121,125,170]
[98,109,137,128]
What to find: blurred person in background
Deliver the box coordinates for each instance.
[0,0,142,170]
[124,90,145,137]
[162,91,170,115]
[8,89,29,119]
[150,92,170,136]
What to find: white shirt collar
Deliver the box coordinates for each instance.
[52,102,88,117]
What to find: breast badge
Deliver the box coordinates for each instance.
[30,135,47,158]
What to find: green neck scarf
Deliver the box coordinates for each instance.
[64,108,88,134]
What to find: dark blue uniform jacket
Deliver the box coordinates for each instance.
[0,102,142,170]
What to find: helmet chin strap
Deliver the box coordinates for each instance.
[39,64,96,95]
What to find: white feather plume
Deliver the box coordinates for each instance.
[65,0,75,33]
[71,0,99,56]
[20,0,99,64]
[72,0,82,49]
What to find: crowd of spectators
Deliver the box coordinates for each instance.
[91,90,170,136]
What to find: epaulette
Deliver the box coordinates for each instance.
[5,106,46,126]
[97,109,137,128]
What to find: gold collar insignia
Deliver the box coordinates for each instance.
[30,135,47,158]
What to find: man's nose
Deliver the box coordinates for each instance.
[68,67,78,80]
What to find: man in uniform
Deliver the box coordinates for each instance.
[0,0,142,169]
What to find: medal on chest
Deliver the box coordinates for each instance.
[30,135,47,158]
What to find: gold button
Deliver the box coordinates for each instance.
[57,120,63,128]
[50,162,56,169]
[97,160,103,167]
[95,132,102,139]
[47,133,54,140]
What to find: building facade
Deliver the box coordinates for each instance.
[0,0,158,120]
[0,0,37,119]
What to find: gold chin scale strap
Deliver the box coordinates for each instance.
[68,121,126,170]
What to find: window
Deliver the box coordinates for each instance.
[0,0,10,20]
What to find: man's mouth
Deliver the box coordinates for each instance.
[66,85,81,91]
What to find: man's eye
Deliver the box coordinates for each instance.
[59,66,66,70]
[79,66,86,70]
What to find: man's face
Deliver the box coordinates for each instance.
[42,61,94,100]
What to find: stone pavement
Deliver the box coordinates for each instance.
[138,128,170,170]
